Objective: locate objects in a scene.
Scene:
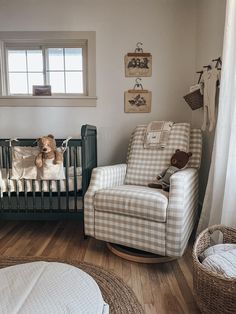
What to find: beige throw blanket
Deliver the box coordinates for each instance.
[144,121,174,149]
[202,248,236,279]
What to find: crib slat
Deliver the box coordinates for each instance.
[40,181,44,211]
[77,146,81,167]
[9,145,12,167]
[49,180,53,211]
[32,179,36,211]
[0,146,2,211]
[69,146,72,166]
[24,179,28,210]
[0,187,3,210]
[0,147,2,167]
[6,147,11,210]
[65,149,69,211]
[2,146,6,169]
[57,180,61,210]
[73,147,77,211]
[16,180,20,211]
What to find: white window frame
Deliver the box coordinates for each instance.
[5,43,87,96]
[0,31,96,107]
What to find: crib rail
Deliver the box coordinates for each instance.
[0,124,97,220]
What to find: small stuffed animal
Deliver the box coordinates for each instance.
[148,149,192,192]
[35,134,63,168]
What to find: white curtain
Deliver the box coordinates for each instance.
[198,0,236,232]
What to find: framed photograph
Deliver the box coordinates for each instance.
[33,85,51,96]
[125,90,152,113]
[125,53,152,77]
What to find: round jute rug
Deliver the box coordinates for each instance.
[0,256,144,314]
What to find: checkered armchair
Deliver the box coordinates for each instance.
[84,123,202,257]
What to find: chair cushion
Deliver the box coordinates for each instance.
[94,185,168,222]
[125,123,190,186]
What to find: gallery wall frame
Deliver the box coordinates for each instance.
[124,78,151,113]
[125,42,152,77]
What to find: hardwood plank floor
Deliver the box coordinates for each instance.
[0,220,200,314]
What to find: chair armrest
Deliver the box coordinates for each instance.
[84,164,127,236]
[166,168,199,257]
[87,164,127,192]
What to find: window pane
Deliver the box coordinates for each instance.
[27,50,43,72]
[28,73,44,93]
[9,73,28,94]
[65,48,83,71]
[48,48,64,70]
[65,71,83,93]
[8,50,27,72]
[49,71,65,93]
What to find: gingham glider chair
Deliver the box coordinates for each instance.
[84,123,202,257]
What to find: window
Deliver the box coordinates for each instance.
[0,32,96,106]
[47,48,84,94]
[6,44,86,95]
[8,49,44,94]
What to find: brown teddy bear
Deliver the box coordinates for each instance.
[148,149,192,192]
[35,134,63,168]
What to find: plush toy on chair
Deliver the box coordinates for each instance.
[35,134,63,168]
[148,149,192,192]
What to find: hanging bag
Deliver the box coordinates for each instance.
[183,72,203,110]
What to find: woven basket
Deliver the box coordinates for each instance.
[183,89,203,110]
[193,225,236,314]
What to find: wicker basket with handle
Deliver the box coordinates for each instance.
[183,89,203,110]
[192,225,236,314]
[184,71,203,110]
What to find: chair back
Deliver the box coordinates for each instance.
[125,123,201,186]
[188,129,202,168]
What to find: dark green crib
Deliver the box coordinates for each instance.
[0,125,97,220]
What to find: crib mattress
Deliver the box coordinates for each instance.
[0,261,109,314]
[0,167,82,193]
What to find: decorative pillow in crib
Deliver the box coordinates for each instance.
[37,153,65,180]
[11,146,40,180]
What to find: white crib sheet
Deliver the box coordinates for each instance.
[0,167,82,193]
[0,261,109,314]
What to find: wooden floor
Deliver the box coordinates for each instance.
[0,220,200,314]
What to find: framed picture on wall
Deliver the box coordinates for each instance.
[125,53,152,77]
[125,89,152,113]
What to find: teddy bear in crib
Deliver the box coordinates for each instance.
[148,149,192,192]
[35,134,63,168]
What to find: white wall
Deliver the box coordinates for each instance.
[0,0,196,165]
[192,0,226,202]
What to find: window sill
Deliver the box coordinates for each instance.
[0,95,97,107]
